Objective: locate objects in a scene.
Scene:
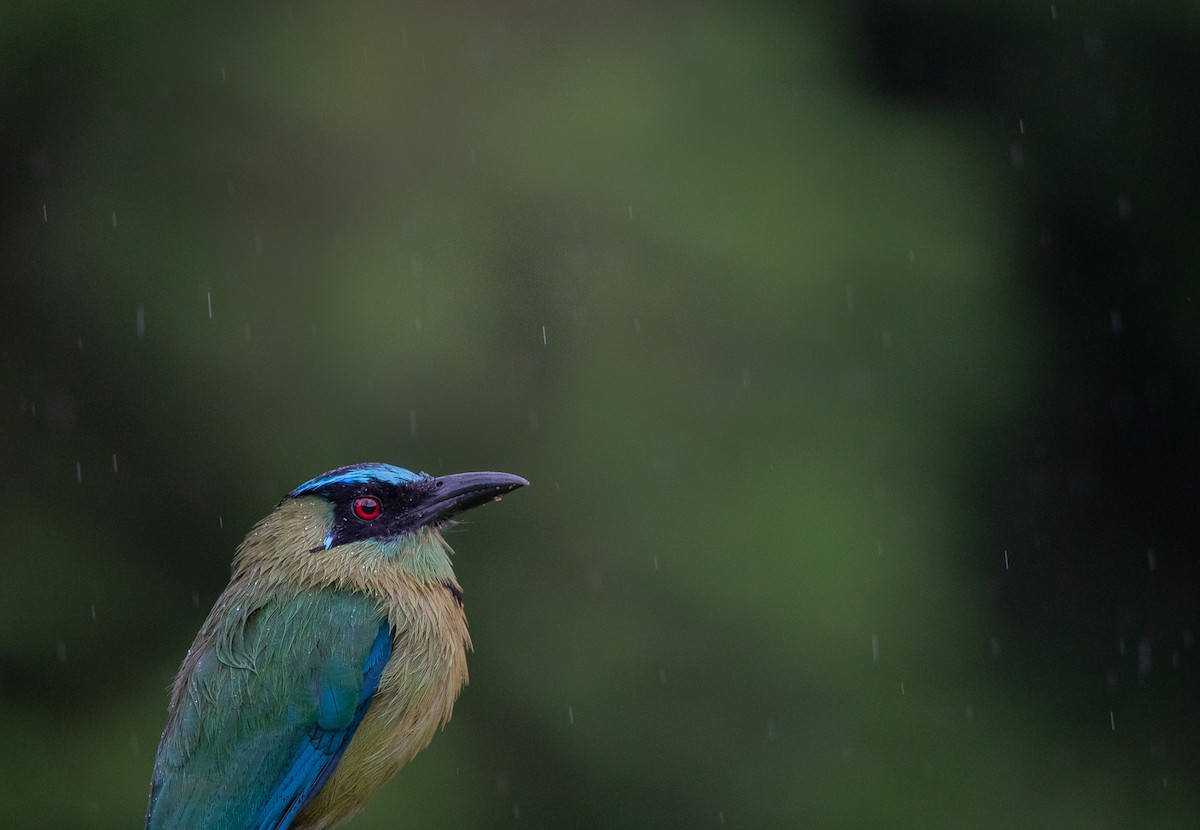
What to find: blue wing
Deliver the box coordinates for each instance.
[254,622,392,829]
[146,593,393,830]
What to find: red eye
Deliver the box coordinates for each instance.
[352,496,382,521]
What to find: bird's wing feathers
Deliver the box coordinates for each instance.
[146,591,391,830]
[254,622,391,830]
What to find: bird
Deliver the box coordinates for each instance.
[145,462,528,829]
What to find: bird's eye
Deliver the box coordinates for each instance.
[352,496,382,521]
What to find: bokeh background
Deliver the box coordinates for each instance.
[3,1,1198,827]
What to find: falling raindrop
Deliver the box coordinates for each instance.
[871,634,880,663]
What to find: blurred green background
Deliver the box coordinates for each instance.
[3,1,1198,827]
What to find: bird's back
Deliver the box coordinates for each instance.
[146,589,391,829]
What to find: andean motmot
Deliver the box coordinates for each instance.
[145,462,528,829]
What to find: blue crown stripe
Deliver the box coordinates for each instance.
[289,463,426,498]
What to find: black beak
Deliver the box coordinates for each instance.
[412,471,528,526]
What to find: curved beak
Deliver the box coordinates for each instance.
[414,471,529,526]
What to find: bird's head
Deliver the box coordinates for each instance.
[234,463,528,589]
